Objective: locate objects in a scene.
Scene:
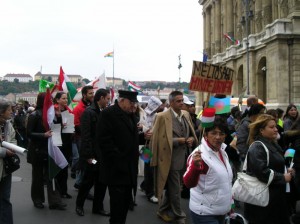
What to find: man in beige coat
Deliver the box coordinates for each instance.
[150,91,198,224]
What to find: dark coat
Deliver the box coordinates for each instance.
[244,136,289,224]
[80,103,100,161]
[26,109,48,165]
[96,102,139,186]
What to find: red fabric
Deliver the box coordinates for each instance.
[58,66,64,91]
[73,100,87,126]
[183,157,208,188]
[42,88,52,131]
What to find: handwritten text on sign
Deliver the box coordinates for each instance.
[189,61,234,95]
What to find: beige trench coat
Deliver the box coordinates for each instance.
[150,109,198,202]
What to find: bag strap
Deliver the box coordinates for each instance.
[243,141,274,187]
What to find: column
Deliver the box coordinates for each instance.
[214,0,221,53]
[262,0,272,27]
[205,7,211,58]
[211,3,215,56]
[272,0,278,20]
[255,0,263,33]
[226,0,233,36]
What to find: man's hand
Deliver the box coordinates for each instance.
[186,137,194,148]
[144,130,152,140]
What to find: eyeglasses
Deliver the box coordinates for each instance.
[208,131,226,137]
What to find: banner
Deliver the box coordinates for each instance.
[189,61,234,95]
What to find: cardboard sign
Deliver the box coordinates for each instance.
[189,61,234,95]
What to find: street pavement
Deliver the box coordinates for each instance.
[11,154,245,224]
[11,154,192,224]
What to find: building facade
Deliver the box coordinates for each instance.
[34,72,82,83]
[198,0,300,109]
[3,74,33,82]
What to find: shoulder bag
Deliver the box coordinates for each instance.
[232,141,274,207]
[3,154,20,174]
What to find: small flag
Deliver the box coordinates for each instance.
[58,66,78,107]
[39,79,55,93]
[284,148,295,158]
[110,87,115,104]
[104,51,114,57]
[201,108,216,128]
[208,96,231,114]
[203,52,208,62]
[223,33,240,45]
[140,146,152,163]
[128,81,142,92]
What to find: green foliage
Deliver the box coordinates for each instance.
[0,80,39,95]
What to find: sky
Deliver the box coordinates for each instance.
[0,0,203,82]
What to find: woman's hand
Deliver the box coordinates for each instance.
[6,149,15,157]
[186,137,194,148]
[287,168,295,176]
[44,130,52,138]
[192,151,202,167]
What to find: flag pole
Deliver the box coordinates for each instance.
[113,48,115,88]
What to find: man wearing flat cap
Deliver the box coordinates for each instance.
[97,90,140,224]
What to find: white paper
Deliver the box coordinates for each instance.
[2,141,26,155]
[51,123,62,146]
[61,111,75,133]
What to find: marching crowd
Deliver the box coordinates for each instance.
[0,88,300,224]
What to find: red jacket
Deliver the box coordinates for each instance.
[73,99,89,134]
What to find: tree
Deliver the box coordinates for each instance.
[47,76,52,82]
[14,78,19,83]
[82,78,90,84]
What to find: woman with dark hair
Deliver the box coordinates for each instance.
[244,114,293,224]
[0,100,17,224]
[183,117,233,224]
[283,104,298,131]
[27,93,66,210]
[53,91,73,199]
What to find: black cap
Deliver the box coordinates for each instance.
[118,90,138,102]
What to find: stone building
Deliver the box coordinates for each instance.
[34,72,82,83]
[197,0,300,109]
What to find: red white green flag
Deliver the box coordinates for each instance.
[58,66,77,107]
[128,81,142,92]
[104,51,114,57]
[43,87,68,180]
[201,108,216,128]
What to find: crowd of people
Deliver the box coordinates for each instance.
[0,89,300,224]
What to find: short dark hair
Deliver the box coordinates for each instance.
[94,88,110,104]
[82,86,93,97]
[0,100,12,116]
[204,116,229,134]
[169,91,183,102]
[248,103,265,117]
[276,108,284,117]
[53,91,66,104]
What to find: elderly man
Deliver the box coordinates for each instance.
[97,90,140,224]
[150,90,198,224]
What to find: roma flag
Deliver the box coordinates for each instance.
[208,96,231,114]
[104,51,114,57]
[58,66,77,106]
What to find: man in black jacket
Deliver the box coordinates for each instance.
[75,88,111,217]
[97,90,140,224]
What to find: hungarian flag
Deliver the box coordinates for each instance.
[201,108,216,128]
[208,96,231,114]
[43,87,68,180]
[104,51,114,57]
[223,33,240,45]
[58,66,77,106]
[128,81,142,92]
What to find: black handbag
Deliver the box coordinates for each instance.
[3,154,20,174]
